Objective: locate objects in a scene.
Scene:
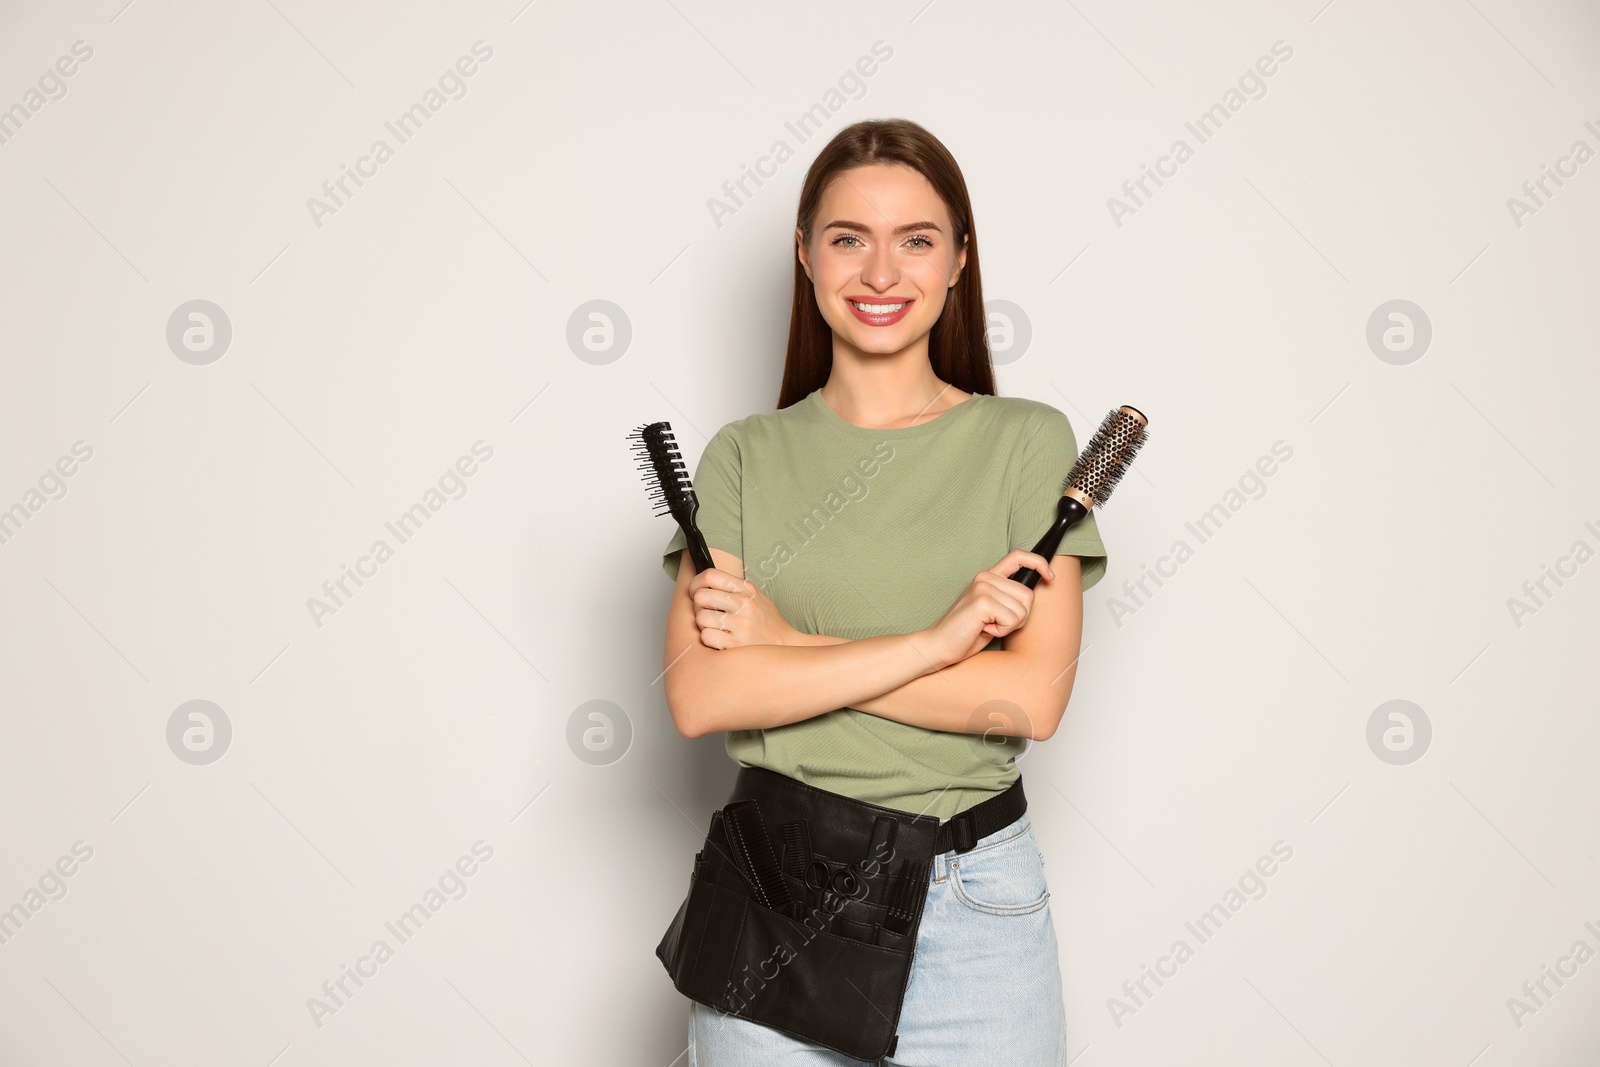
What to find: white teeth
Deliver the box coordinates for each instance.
[851,300,906,313]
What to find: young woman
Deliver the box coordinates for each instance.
[659,118,1108,1065]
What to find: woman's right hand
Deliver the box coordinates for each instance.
[917,549,1057,670]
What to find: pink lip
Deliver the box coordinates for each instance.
[845,297,914,327]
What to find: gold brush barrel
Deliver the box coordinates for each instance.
[1063,405,1148,510]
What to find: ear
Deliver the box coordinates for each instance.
[949,232,968,289]
[795,225,813,283]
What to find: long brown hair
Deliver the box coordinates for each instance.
[777,119,996,409]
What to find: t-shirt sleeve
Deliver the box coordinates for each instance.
[1008,406,1109,591]
[661,423,744,582]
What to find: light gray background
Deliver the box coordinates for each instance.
[2,1,1597,1064]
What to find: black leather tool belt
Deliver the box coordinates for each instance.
[655,764,1027,1061]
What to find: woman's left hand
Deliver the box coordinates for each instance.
[689,567,801,649]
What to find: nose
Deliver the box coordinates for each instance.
[860,243,899,290]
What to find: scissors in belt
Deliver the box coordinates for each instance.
[805,859,869,906]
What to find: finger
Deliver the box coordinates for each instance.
[994,549,1055,581]
[695,608,735,633]
[699,624,730,649]
[720,573,758,599]
[966,595,1020,637]
[976,595,1027,631]
[1014,550,1056,580]
[989,597,1025,630]
[693,588,743,613]
[987,586,1033,628]
[976,574,1034,616]
[697,585,757,616]
[699,567,740,592]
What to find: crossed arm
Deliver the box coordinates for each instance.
[661,546,1087,742]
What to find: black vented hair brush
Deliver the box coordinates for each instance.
[625,421,715,573]
[1011,405,1149,588]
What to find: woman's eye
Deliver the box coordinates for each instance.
[830,234,933,249]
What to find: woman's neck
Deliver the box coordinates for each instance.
[819,356,971,430]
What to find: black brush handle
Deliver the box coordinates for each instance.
[1011,495,1089,589]
[683,501,716,573]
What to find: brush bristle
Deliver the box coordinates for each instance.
[1061,408,1149,507]
[625,421,698,520]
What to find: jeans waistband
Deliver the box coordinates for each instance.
[929,809,1031,881]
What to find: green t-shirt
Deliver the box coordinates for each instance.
[661,387,1108,820]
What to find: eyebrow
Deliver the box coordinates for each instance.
[821,219,943,235]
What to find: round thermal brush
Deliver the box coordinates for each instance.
[1011,405,1149,589]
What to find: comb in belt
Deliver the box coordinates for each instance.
[883,857,929,936]
[722,800,793,913]
[857,816,897,882]
[782,819,815,920]
[782,818,813,878]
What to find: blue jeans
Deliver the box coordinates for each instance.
[687,810,1066,1066]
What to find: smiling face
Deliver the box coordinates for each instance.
[796,162,968,360]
